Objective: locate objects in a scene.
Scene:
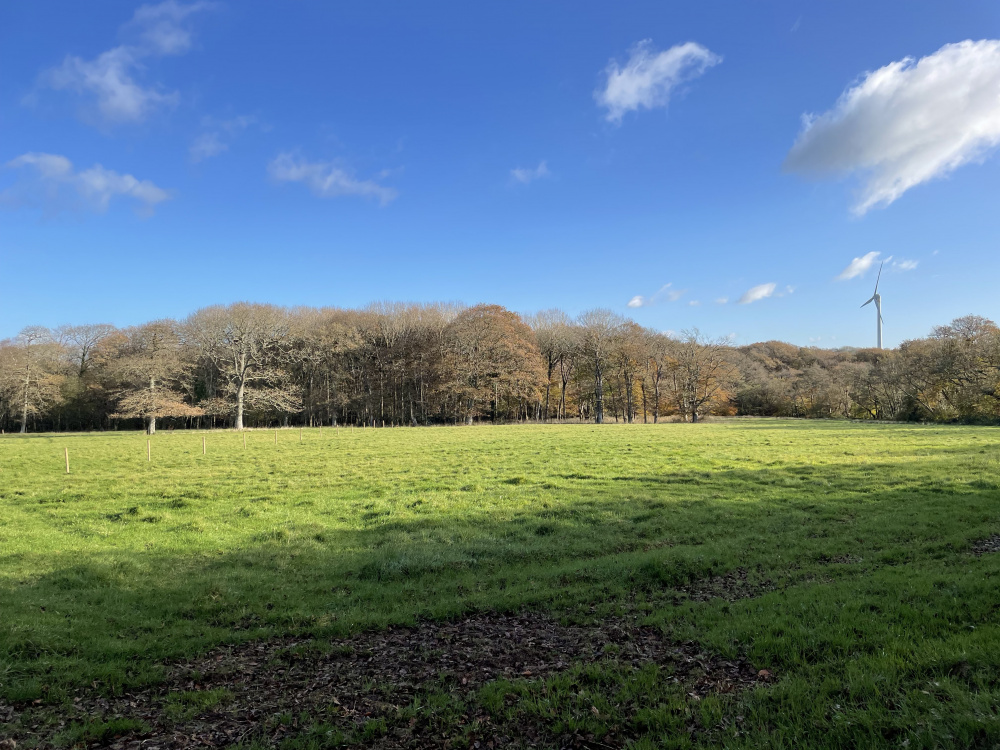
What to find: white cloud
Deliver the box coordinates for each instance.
[190,115,258,162]
[893,259,919,271]
[510,160,550,184]
[45,47,177,124]
[3,152,171,215]
[715,297,728,305]
[596,40,721,123]
[190,132,226,161]
[688,300,701,306]
[626,283,685,308]
[837,251,882,280]
[268,153,398,205]
[126,0,214,55]
[37,1,211,125]
[785,40,1000,214]
[738,282,777,305]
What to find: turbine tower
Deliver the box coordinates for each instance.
[861,261,884,349]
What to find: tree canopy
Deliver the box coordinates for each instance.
[2,304,998,432]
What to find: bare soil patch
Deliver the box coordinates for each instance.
[970,534,1000,556]
[4,611,770,749]
[674,567,775,602]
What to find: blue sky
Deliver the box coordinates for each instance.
[2,1,999,347]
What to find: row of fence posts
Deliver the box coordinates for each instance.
[59,425,371,474]
[55,422,421,474]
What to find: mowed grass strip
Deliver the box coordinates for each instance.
[1,421,999,747]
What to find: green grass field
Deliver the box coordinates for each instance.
[2,421,1000,748]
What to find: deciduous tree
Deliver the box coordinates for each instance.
[101,321,203,434]
[187,303,300,429]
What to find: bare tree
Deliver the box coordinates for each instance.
[57,324,117,378]
[1,327,66,433]
[529,309,575,421]
[611,321,647,423]
[187,303,300,429]
[645,330,674,423]
[101,321,203,434]
[577,309,624,424]
[665,330,736,422]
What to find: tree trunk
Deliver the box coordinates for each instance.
[594,362,604,424]
[559,377,568,421]
[652,371,661,423]
[21,367,29,433]
[148,416,157,435]
[543,355,554,422]
[235,380,246,430]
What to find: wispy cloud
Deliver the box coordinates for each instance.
[837,251,882,280]
[738,282,777,305]
[190,132,226,162]
[2,152,172,215]
[510,160,550,184]
[126,0,214,55]
[595,40,721,123]
[190,115,260,162]
[785,40,1000,214]
[688,300,701,306]
[268,153,398,205]
[893,259,919,271]
[715,297,728,305]
[35,1,213,126]
[626,283,685,308]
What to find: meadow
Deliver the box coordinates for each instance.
[1,421,999,748]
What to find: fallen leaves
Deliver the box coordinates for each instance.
[3,610,771,748]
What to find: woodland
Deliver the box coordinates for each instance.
[1,302,999,433]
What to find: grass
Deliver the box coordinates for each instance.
[1,421,999,747]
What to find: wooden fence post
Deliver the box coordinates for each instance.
[65,447,70,474]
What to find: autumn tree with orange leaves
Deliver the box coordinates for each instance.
[442,305,546,424]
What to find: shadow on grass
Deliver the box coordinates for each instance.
[2,450,998,704]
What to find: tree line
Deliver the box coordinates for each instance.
[1,302,998,434]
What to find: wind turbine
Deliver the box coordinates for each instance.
[861,261,884,349]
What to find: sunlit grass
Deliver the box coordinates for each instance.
[2,421,999,746]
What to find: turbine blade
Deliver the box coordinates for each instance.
[861,297,874,308]
[873,261,883,295]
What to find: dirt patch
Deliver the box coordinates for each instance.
[970,534,1000,556]
[674,567,775,603]
[3,611,770,749]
